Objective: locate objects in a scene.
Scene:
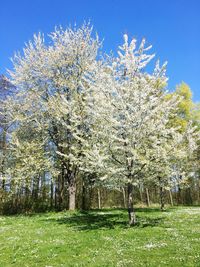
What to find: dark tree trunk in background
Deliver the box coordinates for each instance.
[57,174,62,210]
[185,187,193,205]
[41,173,46,202]
[60,167,65,207]
[97,188,101,209]
[139,186,143,203]
[158,177,165,211]
[50,177,54,209]
[160,186,165,211]
[54,182,58,209]
[169,190,174,206]
[160,189,165,211]
[82,180,86,210]
[146,188,150,207]
[198,178,200,205]
[32,176,40,201]
[127,183,136,225]
[81,180,91,210]
[25,180,30,209]
[1,129,6,190]
[68,172,76,210]
[177,185,182,205]
[122,187,126,208]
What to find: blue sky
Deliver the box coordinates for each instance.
[0,0,200,100]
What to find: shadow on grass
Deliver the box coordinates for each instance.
[45,209,164,231]
[135,208,162,213]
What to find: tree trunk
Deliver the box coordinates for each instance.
[25,180,30,209]
[177,185,182,205]
[169,190,174,206]
[82,180,86,210]
[97,188,101,209]
[198,178,200,205]
[122,187,126,208]
[146,188,150,207]
[41,173,46,202]
[32,175,40,201]
[185,187,193,205]
[127,183,136,225]
[160,186,165,211]
[81,180,91,210]
[158,177,165,211]
[50,178,54,209]
[1,128,6,190]
[68,172,76,210]
[139,185,143,203]
[54,184,58,209]
[60,168,65,207]
[57,174,62,210]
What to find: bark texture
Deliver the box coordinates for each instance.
[127,183,136,225]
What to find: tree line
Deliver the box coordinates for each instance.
[0,24,200,224]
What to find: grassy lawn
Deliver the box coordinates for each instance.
[0,207,200,267]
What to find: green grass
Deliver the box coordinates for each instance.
[1,207,200,267]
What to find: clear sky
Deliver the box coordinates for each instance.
[0,0,200,100]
